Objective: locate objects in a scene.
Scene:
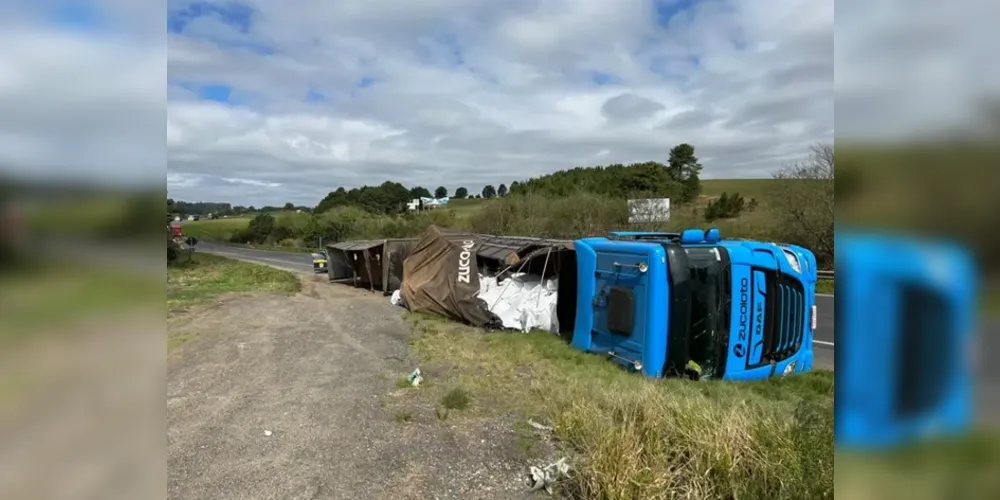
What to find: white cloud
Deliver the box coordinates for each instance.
[158,0,839,204]
[22,1,997,206]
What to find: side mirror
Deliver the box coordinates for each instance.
[185,236,199,246]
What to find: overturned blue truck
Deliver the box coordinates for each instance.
[569,228,817,380]
[334,225,819,382]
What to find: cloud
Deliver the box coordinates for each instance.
[158,0,840,205]
[601,93,666,124]
[0,0,866,205]
[6,0,999,206]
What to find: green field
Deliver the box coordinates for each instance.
[180,217,252,242]
[699,178,780,199]
[167,253,300,309]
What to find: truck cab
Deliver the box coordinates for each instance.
[570,228,817,381]
[835,231,976,449]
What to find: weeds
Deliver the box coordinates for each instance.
[407,313,834,500]
[440,386,471,410]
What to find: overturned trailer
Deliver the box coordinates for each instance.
[395,225,820,382]
[398,225,577,334]
[327,227,574,296]
[325,238,417,293]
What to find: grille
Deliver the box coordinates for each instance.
[758,271,806,365]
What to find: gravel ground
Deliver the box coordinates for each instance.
[168,276,545,500]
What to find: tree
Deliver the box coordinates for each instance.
[704,192,755,221]
[315,182,410,214]
[497,184,508,197]
[505,160,683,199]
[770,143,835,265]
[409,186,431,199]
[481,185,497,198]
[454,186,468,198]
[434,186,448,198]
[667,143,703,203]
[244,213,275,243]
[283,202,295,211]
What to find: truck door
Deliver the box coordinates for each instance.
[586,245,664,375]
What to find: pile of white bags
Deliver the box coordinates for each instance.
[389,272,560,333]
[478,272,559,333]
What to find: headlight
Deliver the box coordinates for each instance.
[781,249,802,273]
[783,361,796,376]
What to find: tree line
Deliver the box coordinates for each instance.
[507,143,703,202]
[172,142,835,265]
[167,199,312,217]
[312,182,514,215]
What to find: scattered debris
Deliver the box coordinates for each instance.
[528,418,554,432]
[527,457,571,495]
[390,289,407,308]
[264,430,272,437]
[407,367,423,387]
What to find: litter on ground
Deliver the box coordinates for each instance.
[527,457,571,495]
[528,418,554,432]
[407,367,423,387]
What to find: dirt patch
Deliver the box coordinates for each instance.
[168,277,536,500]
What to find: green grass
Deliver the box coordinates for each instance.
[180,217,251,242]
[699,178,781,200]
[445,197,489,219]
[406,313,833,499]
[0,262,159,347]
[444,179,781,223]
[440,386,471,410]
[167,253,301,310]
[817,279,834,294]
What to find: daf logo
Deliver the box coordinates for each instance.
[734,343,745,358]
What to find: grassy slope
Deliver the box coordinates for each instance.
[167,253,301,351]
[167,253,300,309]
[185,179,781,237]
[406,313,834,499]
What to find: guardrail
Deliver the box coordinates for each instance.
[817,270,834,280]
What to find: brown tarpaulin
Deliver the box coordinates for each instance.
[400,226,500,327]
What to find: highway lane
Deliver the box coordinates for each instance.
[813,295,835,370]
[196,241,314,274]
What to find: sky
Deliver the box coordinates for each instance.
[0,1,996,206]
[166,0,836,205]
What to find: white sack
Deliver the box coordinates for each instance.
[479,272,560,333]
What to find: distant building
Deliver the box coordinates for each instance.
[407,196,450,211]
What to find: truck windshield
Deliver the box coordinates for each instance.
[682,246,729,378]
